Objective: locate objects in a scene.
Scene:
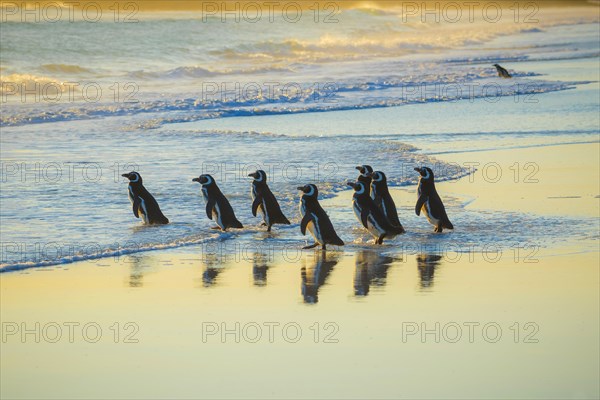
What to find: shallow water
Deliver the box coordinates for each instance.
[1,19,599,269]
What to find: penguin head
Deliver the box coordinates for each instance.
[355,165,373,177]
[347,181,367,195]
[248,170,267,183]
[192,174,214,186]
[370,171,387,184]
[297,184,318,198]
[121,171,142,184]
[415,167,434,181]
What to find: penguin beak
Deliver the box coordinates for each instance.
[297,186,305,191]
[192,177,200,183]
[414,167,422,173]
[121,173,129,178]
[248,173,257,178]
[346,181,357,189]
[355,166,363,172]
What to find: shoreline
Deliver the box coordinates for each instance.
[2,140,598,273]
[2,136,599,397]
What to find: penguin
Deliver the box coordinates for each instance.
[248,170,290,232]
[297,184,344,250]
[347,180,403,244]
[121,171,169,225]
[356,165,374,186]
[414,167,454,233]
[368,170,405,233]
[493,64,512,78]
[192,174,243,231]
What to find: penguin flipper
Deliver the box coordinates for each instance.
[132,197,141,218]
[300,213,311,235]
[251,196,262,217]
[360,209,370,228]
[276,213,291,225]
[205,198,216,220]
[415,195,427,216]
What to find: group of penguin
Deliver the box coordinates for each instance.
[120,64,512,247]
[122,164,453,250]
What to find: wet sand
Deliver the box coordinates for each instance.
[1,142,598,399]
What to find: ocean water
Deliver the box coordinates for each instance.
[1,6,599,270]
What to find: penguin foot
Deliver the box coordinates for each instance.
[211,226,222,230]
[261,223,267,226]
[302,243,319,250]
[267,225,272,233]
[377,234,386,245]
[434,226,443,233]
[322,244,327,251]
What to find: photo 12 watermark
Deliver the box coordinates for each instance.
[0,1,140,23]
[1,81,140,104]
[199,1,341,23]
[401,321,540,344]
[0,162,140,183]
[1,321,140,343]
[201,321,340,343]
[398,1,540,24]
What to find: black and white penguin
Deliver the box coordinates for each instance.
[297,184,344,250]
[414,167,454,233]
[356,165,374,187]
[121,171,169,225]
[347,180,403,244]
[248,170,290,232]
[493,64,512,78]
[192,174,243,231]
[369,171,405,233]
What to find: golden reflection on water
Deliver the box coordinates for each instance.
[2,248,598,399]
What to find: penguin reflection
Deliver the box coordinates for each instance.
[252,252,270,287]
[301,251,339,304]
[127,254,147,288]
[354,250,395,296]
[416,254,443,288]
[201,253,223,287]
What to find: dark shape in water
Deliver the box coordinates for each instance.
[203,267,221,287]
[252,252,270,287]
[493,63,512,78]
[301,251,339,304]
[417,254,443,288]
[128,255,147,288]
[354,250,395,296]
[201,253,224,287]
